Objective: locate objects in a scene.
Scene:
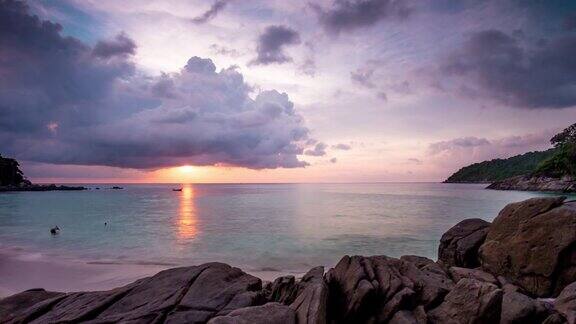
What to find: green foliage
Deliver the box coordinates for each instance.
[535,123,576,177]
[444,149,557,183]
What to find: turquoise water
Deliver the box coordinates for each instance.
[0,183,571,273]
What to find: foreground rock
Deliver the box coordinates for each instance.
[480,197,576,297]
[325,255,453,323]
[1,196,575,323]
[438,218,490,269]
[1,263,265,324]
[487,175,576,193]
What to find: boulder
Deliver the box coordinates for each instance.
[266,275,298,304]
[0,263,264,324]
[448,267,498,285]
[207,302,296,324]
[479,197,576,297]
[326,255,453,323]
[554,282,576,324]
[0,289,64,323]
[438,218,490,269]
[428,278,502,324]
[500,290,550,324]
[389,306,427,324]
[289,266,328,324]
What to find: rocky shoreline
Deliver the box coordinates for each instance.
[487,175,576,193]
[1,197,575,323]
[0,184,87,192]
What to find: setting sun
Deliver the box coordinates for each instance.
[179,165,194,173]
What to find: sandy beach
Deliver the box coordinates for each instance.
[0,245,292,298]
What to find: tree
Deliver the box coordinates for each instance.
[536,123,576,177]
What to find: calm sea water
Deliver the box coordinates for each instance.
[0,183,572,273]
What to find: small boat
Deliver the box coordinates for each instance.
[172,188,182,192]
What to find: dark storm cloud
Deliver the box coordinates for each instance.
[314,0,413,34]
[0,1,315,170]
[93,33,136,58]
[251,25,301,65]
[442,29,576,109]
[191,0,229,24]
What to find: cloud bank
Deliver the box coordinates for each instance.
[314,0,413,34]
[442,29,576,109]
[0,0,313,170]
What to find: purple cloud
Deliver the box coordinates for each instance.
[304,142,328,156]
[251,25,301,65]
[314,0,413,34]
[0,1,315,170]
[442,29,576,109]
[93,33,136,59]
[191,0,229,24]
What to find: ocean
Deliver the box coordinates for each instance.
[0,183,572,275]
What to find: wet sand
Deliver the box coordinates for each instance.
[0,246,291,298]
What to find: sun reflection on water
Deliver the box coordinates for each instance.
[177,184,197,240]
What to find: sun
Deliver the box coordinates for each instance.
[179,165,194,173]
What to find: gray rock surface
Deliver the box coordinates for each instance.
[325,255,453,323]
[438,218,490,269]
[428,278,502,324]
[1,263,264,324]
[479,197,576,297]
[208,302,296,324]
[487,175,576,193]
[555,282,576,324]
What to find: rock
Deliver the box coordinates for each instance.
[543,313,569,324]
[487,175,576,193]
[428,278,502,324]
[389,305,427,324]
[208,302,296,324]
[0,289,64,322]
[165,263,263,323]
[1,263,264,324]
[289,266,328,324]
[479,197,576,297]
[448,267,498,285]
[326,255,453,323]
[555,282,576,324]
[266,276,298,304]
[500,290,550,324]
[438,218,490,269]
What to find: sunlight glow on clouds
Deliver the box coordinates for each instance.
[2,0,576,183]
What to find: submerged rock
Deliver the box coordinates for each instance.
[438,218,490,269]
[479,197,576,297]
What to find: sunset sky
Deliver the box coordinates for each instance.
[2,0,576,183]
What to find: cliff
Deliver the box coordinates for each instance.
[2,197,575,323]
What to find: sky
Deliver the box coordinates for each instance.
[1,0,576,183]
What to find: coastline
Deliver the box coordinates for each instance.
[0,245,295,298]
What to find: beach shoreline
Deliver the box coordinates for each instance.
[0,245,294,298]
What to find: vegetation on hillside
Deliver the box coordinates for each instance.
[535,123,576,177]
[445,123,576,183]
[0,154,28,186]
[444,149,557,183]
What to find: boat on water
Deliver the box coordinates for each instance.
[172,188,182,192]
